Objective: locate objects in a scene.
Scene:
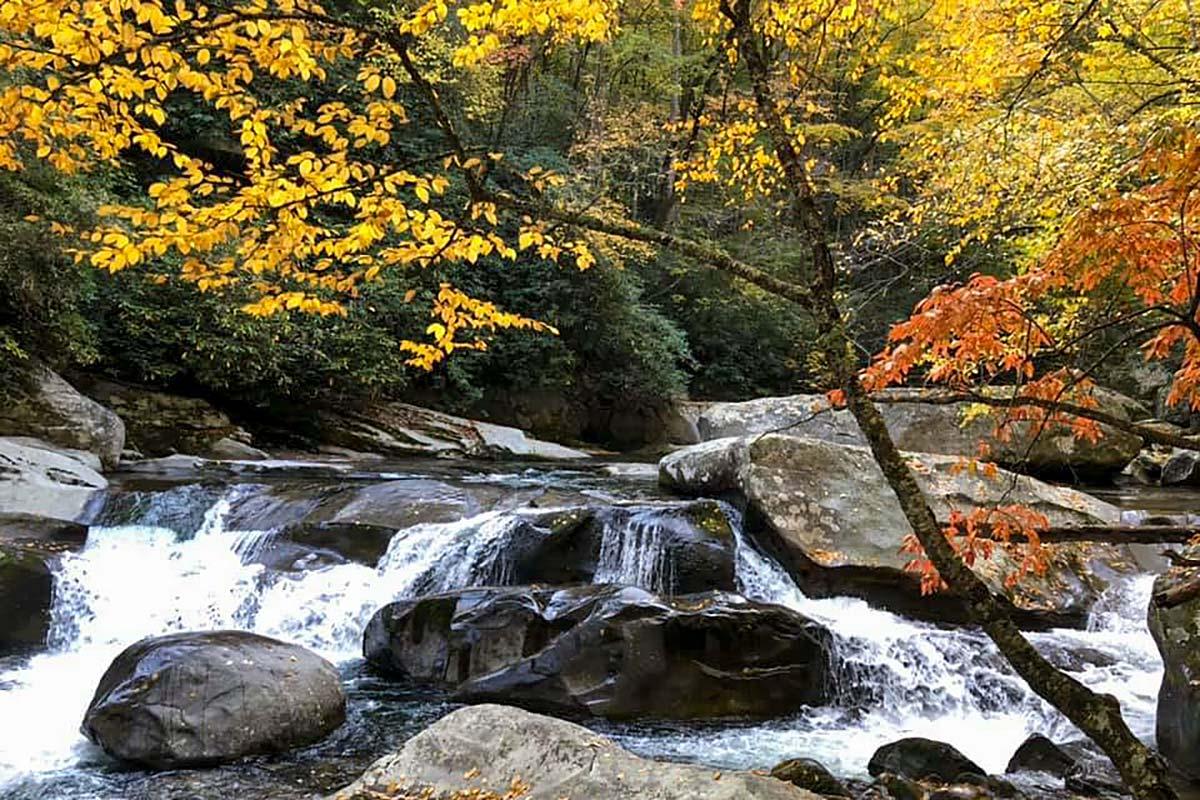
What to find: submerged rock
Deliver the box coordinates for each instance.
[363,584,832,720]
[661,435,1135,627]
[868,737,986,783]
[329,703,822,800]
[695,387,1145,480]
[0,362,125,470]
[82,630,346,768]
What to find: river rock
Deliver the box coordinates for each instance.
[661,435,1136,627]
[1148,554,1200,779]
[770,758,851,796]
[1161,449,1200,486]
[363,585,832,720]
[329,703,822,800]
[207,436,269,460]
[223,479,479,565]
[0,542,54,650]
[1006,734,1075,777]
[696,387,1145,480]
[497,500,736,593]
[0,362,124,469]
[82,630,346,768]
[0,437,107,523]
[318,401,589,460]
[869,738,986,783]
[75,377,257,459]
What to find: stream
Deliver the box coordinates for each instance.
[0,458,1185,799]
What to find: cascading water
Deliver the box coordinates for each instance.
[0,474,1168,798]
[604,509,1165,776]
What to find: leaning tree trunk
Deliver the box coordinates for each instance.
[718,2,1178,796]
[842,381,1176,800]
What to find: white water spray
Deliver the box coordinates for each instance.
[0,482,1168,789]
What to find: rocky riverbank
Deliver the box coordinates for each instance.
[2,361,1198,800]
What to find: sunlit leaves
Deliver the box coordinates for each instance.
[1,0,626,369]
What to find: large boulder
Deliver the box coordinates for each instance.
[661,435,1136,627]
[1148,555,1200,779]
[696,388,1146,480]
[0,362,124,469]
[329,704,821,800]
[363,585,832,720]
[318,401,589,460]
[82,630,346,768]
[0,437,107,523]
[75,377,256,459]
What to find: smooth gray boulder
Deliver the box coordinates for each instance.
[319,401,589,460]
[0,437,107,523]
[0,362,124,469]
[661,435,1135,627]
[364,585,831,720]
[82,630,345,768]
[696,388,1145,480]
[328,704,822,800]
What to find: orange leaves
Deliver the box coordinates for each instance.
[872,128,1200,424]
[904,504,1050,595]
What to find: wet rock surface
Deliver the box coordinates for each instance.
[0,542,54,650]
[82,630,346,769]
[660,435,1136,627]
[364,584,832,720]
[868,737,987,783]
[771,757,852,796]
[1148,551,1200,780]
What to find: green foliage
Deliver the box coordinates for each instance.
[0,164,103,376]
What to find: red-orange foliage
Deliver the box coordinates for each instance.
[865,128,1200,591]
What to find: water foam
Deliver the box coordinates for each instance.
[0,483,1168,787]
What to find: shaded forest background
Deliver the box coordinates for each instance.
[0,0,1149,447]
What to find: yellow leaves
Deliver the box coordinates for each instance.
[4,0,619,372]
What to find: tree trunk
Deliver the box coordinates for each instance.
[843,385,1177,800]
[719,2,1179,796]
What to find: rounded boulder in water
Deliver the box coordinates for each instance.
[868,737,986,783]
[81,630,346,769]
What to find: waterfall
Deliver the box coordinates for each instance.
[0,481,1167,791]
